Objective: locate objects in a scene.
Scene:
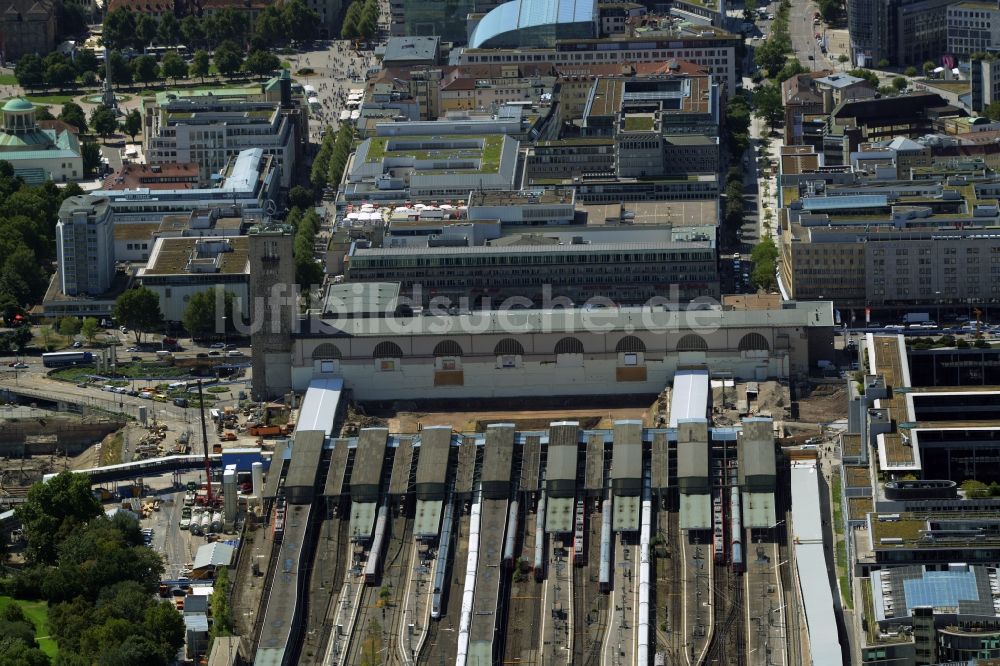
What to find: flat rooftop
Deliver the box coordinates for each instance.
[468,189,573,207]
[285,430,325,493]
[416,427,452,486]
[482,425,514,486]
[350,428,388,492]
[141,236,250,276]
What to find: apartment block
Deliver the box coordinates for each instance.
[56,195,115,297]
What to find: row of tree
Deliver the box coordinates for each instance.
[14,50,101,91]
[287,207,325,289]
[750,237,779,291]
[341,0,380,40]
[6,472,183,666]
[102,1,319,54]
[311,124,354,193]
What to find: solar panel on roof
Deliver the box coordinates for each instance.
[902,569,980,613]
[801,194,888,210]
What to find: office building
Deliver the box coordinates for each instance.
[344,130,519,203]
[849,0,952,66]
[948,2,1000,56]
[457,25,742,96]
[55,195,115,298]
[136,236,250,322]
[580,71,720,177]
[388,0,474,42]
[779,176,1000,311]
[143,72,304,189]
[92,148,280,224]
[0,98,83,184]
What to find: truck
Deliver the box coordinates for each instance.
[902,312,932,324]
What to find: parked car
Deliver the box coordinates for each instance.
[209,351,221,356]
[196,352,208,358]
[210,342,226,349]
[12,362,27,369]
[226,350,244,357]
[72,341,82,348]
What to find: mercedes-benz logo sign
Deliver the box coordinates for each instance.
[264,199,277,216]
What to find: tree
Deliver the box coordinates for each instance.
[847,68,880,87]
[81,317,100,343]
[58,316,81,337]
[254,5,286,47]
[750,236,779,291]
[160,52,187,83]
[82,141,102,174]
[923,59,937,75]
[876,58,890,68]
[891,76,907,92]
[108,50,133,86]
[189,50,210,82]
[210,567,234,638]
[282,0,319,42]
[213,40,244,78]
[962,479,990,499]
[102,8,137,52]
[156,13,181,45]
[34,105,54,121]
[59,101,88,133]
[288,185,314,210]
[121,109,142,142]
[753,82,784,129]
[90,106,118,139]
[244,50,280,78]
[776,58,808,83]
[144,601,185,660]
[181,15,205,49]
[14,470,101,565]
[44,61,77,89]
[132,54,160,87]
[74,49,100,78]
[113,287,162,343]
[135,14,159,50]
[181,288,235,340]
[14,54,44,89]
[904,66,918,77]
[985,102,1000,122]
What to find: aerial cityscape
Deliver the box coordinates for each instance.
[1,0,1000,663]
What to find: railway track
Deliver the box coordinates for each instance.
[703,564,746,666]
[382,518,415,666]
[655,510,682,663]
[575,561,608,666]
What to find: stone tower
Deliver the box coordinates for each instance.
[248,223,295,400]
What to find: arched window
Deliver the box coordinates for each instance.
[737,333,770,352]
[554,337,584,355]
[677,334,708,352]
[615,335,645,353]
[312,343,342,360]
[433,340,464,357]
[373,341,403,358]
[494,338,525,355]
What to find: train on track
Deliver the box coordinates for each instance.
[730,486,744,573]
[573,498,586,566]
[712,489,725,565]
[272,499,286,541]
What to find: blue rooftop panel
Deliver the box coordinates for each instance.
[470,0,596,48]
[801,194,888,211]
[902,569,980,614]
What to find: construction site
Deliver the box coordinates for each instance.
[228,370,844,666]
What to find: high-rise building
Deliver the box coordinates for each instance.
[56,195,115,297]
[248,223,295,400]
[849,0,951,66]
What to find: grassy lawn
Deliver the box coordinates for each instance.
[50,362,192,383]
[0,74,17,85]
[23,94,76,105]
[0,596,58,658]
[831,473,844,536]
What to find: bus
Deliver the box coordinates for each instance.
[41,351,95,368]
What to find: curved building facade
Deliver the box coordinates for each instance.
[469,0,597,49]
